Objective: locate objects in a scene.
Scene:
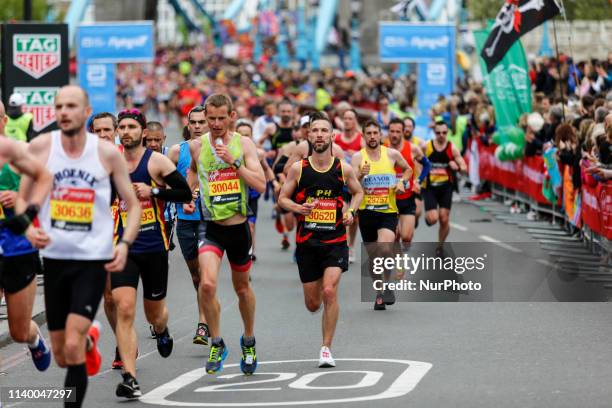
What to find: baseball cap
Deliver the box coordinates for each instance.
[299,115,310,128]
[8,93,26,107]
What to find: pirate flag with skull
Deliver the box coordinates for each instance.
[480,0,562,72]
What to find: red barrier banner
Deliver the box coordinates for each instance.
[522,156,548,204]
[582,184,602,236]
[599,182,612,240]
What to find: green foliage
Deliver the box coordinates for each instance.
[468,0,611,21]
[0,0,49,22]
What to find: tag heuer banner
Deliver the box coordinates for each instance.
[475,26,531,128]
[480,0,562,72]
[1,23,69,134]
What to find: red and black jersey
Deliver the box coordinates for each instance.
[293,157,346,246]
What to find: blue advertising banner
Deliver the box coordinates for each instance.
[415,62,453,140]
[379,22,455,63]
[76,22,154,63]
[78,62,116,115]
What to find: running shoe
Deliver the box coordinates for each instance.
[111,347,123,370]
[435,245,445,258]
[156,327,174,358]
[374,293,386,310]
[281,236,290,250]
[382,289,396,305]
[116,372,142,399]
[240,336,257,375]
[149,325,156,339]
[28,331,51,372]
[318,346,336,368]
[206,339,228,374]
[193,323,209,346]
[348,248,356,264]
[85,320,102,376]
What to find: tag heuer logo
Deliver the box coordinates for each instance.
[13,34,61,79]
[13,87,58,132]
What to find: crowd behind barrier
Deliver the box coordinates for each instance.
[474,141,612,255]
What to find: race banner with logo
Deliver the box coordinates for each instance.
[1,23,69,134]
[474,27,531,128]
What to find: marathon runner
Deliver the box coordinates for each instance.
[90,112,118,144]
[168,105,209,344]
[279,113,363,367]
[260,100,297,250]
[20,85,141,408]
[351,120,412,311]
[90,112,124,368]
[403,117,424,226]
[386,118,430,247]
[186,93,265,375]
[422,120,467,255]
[235,120,276,261]
[334,108,363,263]
[111,108,192,398]
[0,100,53,372]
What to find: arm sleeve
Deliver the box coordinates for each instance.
[417,156,431,184]
[155,170,192,203]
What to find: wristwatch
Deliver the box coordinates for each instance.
[151,187,160,197]
[233,159,242,169]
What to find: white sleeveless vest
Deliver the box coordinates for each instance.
[40,131,114,260]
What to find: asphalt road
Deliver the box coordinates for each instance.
[2,124,612,407]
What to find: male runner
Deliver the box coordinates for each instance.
[111,109,192,398]
[0,101,52,372]
[186,93,265,375]
[334,109,363,263]
[422,121,467,255]
[90,112,118,143]
[386,118,430,246]
[260,100,297,249]
[403,117,424,225]
[279,114,363,367]
[21,85,141,408]
[167,105,209,344]
[235,120,276,261]
[145,121,169,155]
[350,120,412,310]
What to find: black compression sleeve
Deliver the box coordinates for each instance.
[156,170,192,203]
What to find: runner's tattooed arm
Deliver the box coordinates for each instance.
[451,145,468,173]
[278,161,315,216]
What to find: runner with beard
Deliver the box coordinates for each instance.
[0,100,53,373]
[350,120,412,311]
[386,118,430,248]
[21,85,141,408]
[111,109,192,398]
[279,114,363,367]
[422,121,467,256]
[185,93,265,375]
[334,108,363,263]
[168,105,210,344]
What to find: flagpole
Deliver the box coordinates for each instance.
[551,16,565,122]
[557,0,579,96]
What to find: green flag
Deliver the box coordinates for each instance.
[474,26,532,128]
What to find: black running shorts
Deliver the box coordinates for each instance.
[110,251,169,301]
[396,196,417,216]
[295,244,348,283]
[198,221,252,272]
[43,258,108,331]
[422,183,453,211]
[358,210,399,243]
[0,252,40,294]
[176,219,200,261]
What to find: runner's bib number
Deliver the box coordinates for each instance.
[363,174,395,211]
[208,168,241,205]
[305,198,337,231]
[120,199,156,231]
[50,187,95,231]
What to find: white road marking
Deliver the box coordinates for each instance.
[450,222,468,231]
[140,358,433,406]
[478,235,522,253]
